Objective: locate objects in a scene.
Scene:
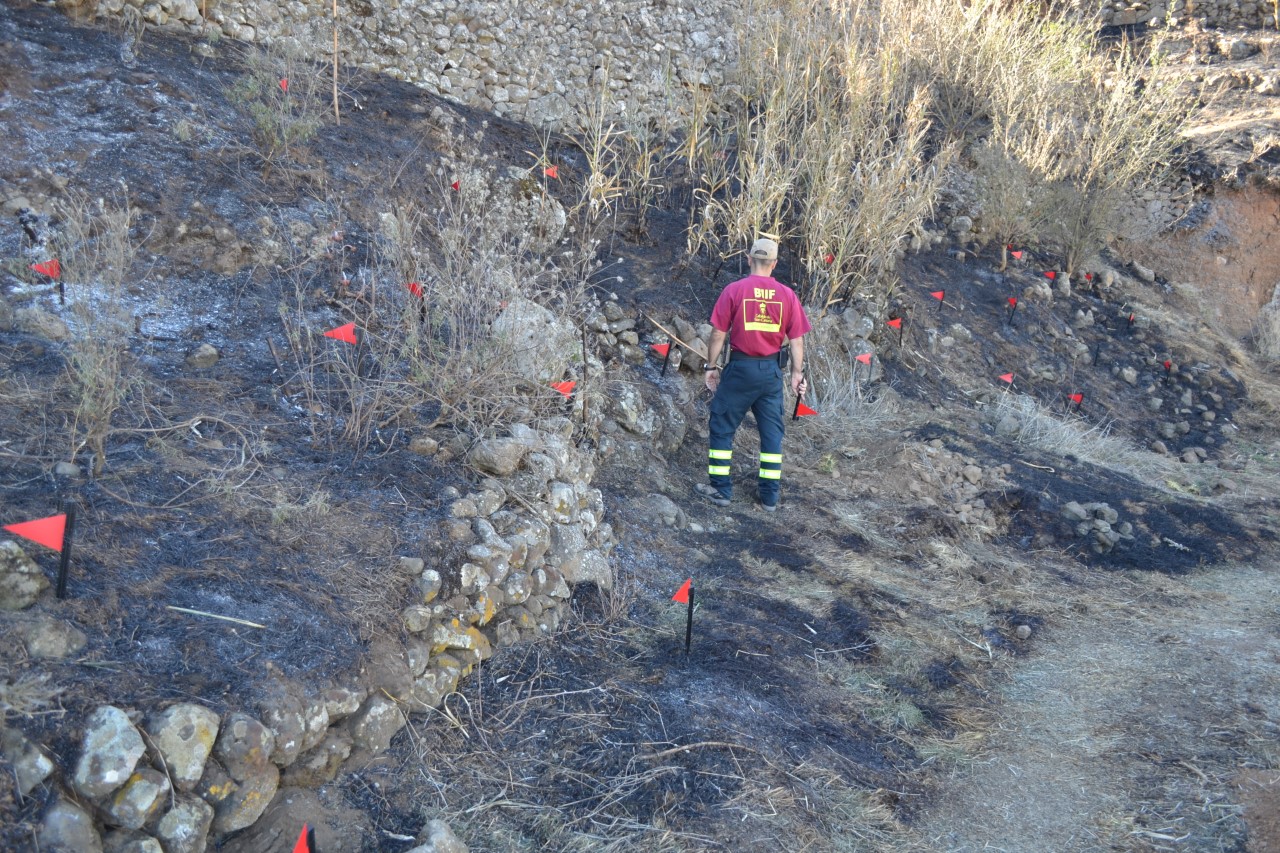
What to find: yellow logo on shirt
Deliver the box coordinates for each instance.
[743,290,782,332]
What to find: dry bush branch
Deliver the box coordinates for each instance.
[53,190,142,473]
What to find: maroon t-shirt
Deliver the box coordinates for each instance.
[710,275,811,357]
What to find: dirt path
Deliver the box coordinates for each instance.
[915,563,1280,852]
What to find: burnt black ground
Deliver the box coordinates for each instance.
[2,4,1279,851]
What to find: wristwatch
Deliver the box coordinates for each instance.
[702,363,721,371]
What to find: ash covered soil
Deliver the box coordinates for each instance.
[2,4,1280,851]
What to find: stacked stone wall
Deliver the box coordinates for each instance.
[75,0,737,127]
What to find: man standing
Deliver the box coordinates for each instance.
[698,237,811,511]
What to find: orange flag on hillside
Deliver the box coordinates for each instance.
[4,514,67,552]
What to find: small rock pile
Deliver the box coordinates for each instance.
[907,440,1013,532]
[1060,500,1136,555]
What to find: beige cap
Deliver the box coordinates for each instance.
[749,237,778,261]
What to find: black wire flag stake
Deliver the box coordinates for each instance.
[672,578,694,655]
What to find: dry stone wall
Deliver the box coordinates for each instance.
[75,0,738,127]
[1085,0,1276,27]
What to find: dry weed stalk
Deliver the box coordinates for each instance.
[54,191,141,473]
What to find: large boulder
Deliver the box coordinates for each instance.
[74,705,147,799]
[490,297,575,383]
[346,694,406,755]
[213,713,274,781]
[147,703,220,791]
[0,726,55,795]
[468,437,530,477]
[15,615,87,659]
[40,797,103,853]
[106,767,171,829]
[0,540,49,610]
[211,763,280,835]
[154,795,214,853]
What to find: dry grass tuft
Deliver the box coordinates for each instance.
[993,393,1183,485]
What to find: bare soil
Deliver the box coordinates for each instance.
[1,4,1279,852]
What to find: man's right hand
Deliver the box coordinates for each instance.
[705,369,721,394]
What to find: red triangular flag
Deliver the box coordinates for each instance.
[543,165,559,179]
[406,281,423,298]
[672,579,692,604]
[1010,250,1023,260]
[651,342,670,357]
[1128,313,1136,323]
[886,317,902,330]
[31,259,61,279]
[999,372,1014,384]
[1043,270,1056,280]
[823,252,835,265]
[855,353,872,365]
[1069,393,1084,404]
[930,290,945,301]
[292,825,310,853]
[4,514,66,552]
[1084,273,1094,281]
[1007,297,1018,307]
[450,180,460,191]
[551,380,576,399]
[279,78,289,92]
[795,402,818,417]
[1163,360,1172,370]
[324,322,357,345]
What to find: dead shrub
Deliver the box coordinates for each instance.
[53,191,141,473]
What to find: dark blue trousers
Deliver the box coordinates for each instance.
[707,356,785,505]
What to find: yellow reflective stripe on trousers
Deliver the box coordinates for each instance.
[758,469,782,480]
[708,465,731,476]
[708,449,733,460]
[759,453,782,464]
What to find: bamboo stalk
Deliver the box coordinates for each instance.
[332,0,341,125]
[165,605,266,629]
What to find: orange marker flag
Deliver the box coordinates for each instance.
[406,281,423,298]
[1010,250,1024,261]
[1043,270,1057,280]
[551,380,576,399]
[279,78,289,92]
[4,514,67,552]
[999,372,1014,384]
[543,165,559,179]
[855,353,872,365]
[651,342,670,357]
[1069,393,1084,405]
[450,180,460,191]
[795,402,818,417]
[324,322,357,345]
[672,578,692,604]
[824,252,835,265]
[31,259,61,279]
[292,825,311,853]
[930,290,945,302]
[886,318,902,330]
